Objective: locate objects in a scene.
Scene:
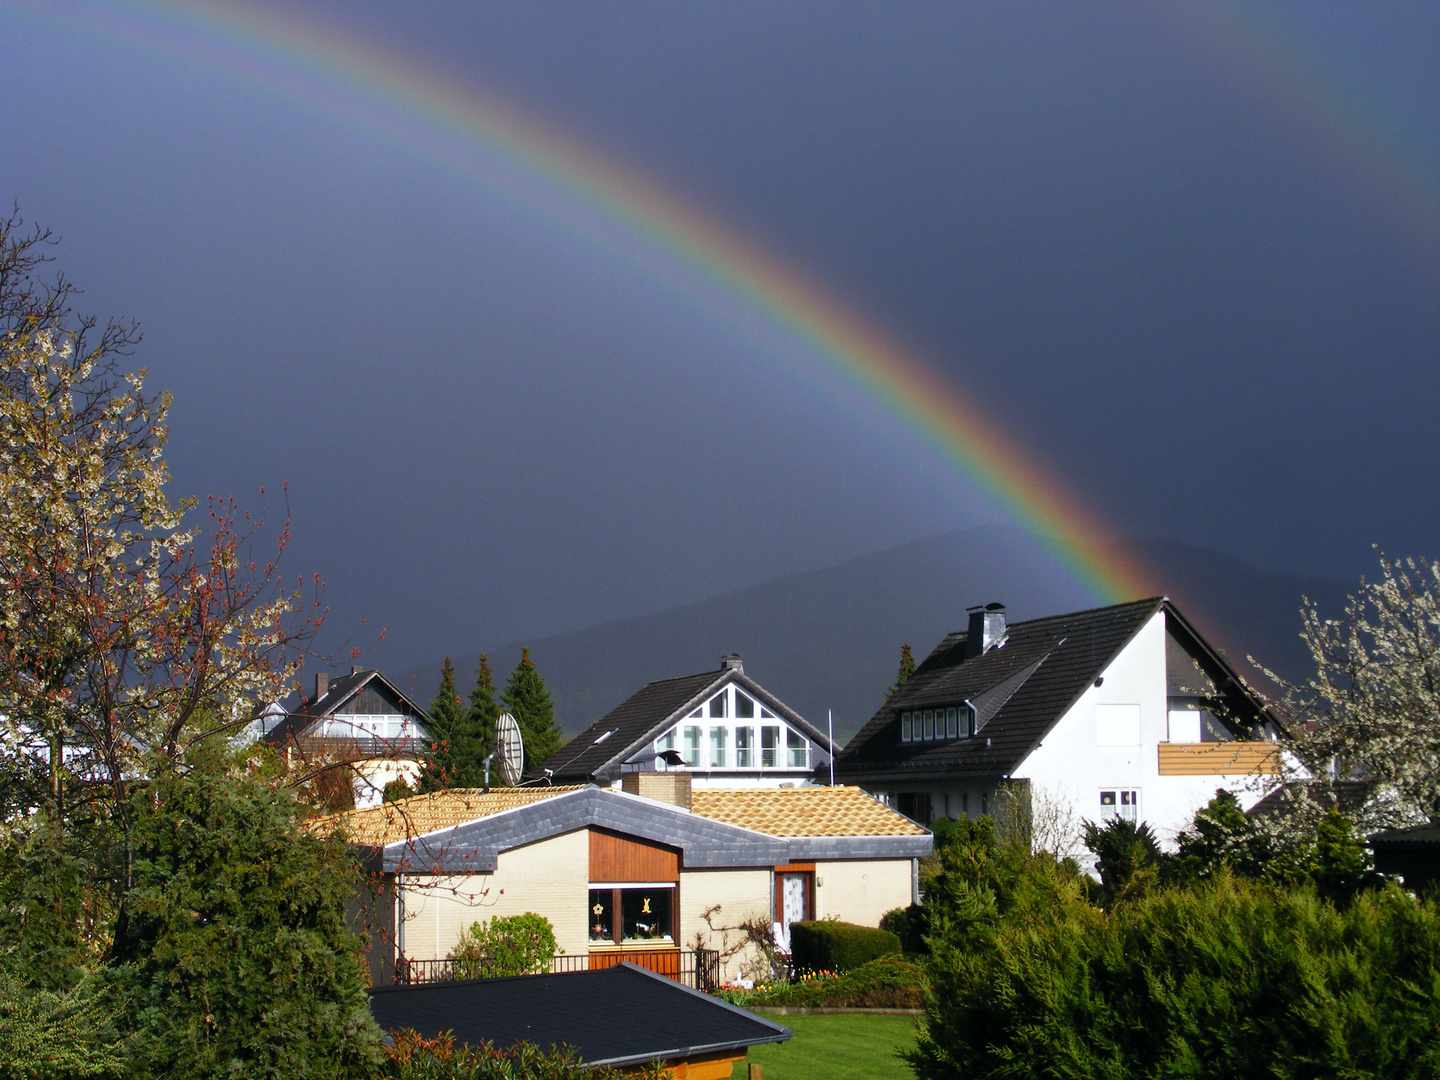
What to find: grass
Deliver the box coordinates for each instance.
[739,1013,918,1080]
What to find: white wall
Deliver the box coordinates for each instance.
[679,867,772,984]
[1018,610,1267,846]
[815,859,913,928]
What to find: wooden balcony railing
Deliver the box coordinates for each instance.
[1157,741,1282,776]
[395,949,721,992]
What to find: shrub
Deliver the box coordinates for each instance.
[109,758,384,1080]
[911,875,1440,1079]
[448,913,558,979]
[0,972,125,1080]
[716,954,926,1009]
[384,1030,665,1080]
[789,920,899,974]
[880,904,928,954]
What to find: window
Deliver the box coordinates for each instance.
[683,726,702,766]
[589,887,674,944]
[960,792,970,817]
[760,708,776,718]
[709,726,727,768]
[588,889,614,942]
[967,706,978,737]
[787,729,807,768]
[946,707,958,739]
[735,693,755,719]
[901,712,912,742]
[657,728,677,767]
[709,692,727,719]
[688,708,702,718]
[761,726,780,767]
[923,710,934,740]
[735,726,753,767]
[1100,790,1140,822]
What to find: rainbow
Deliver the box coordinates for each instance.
[13,2,1430,607]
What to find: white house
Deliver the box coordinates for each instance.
[538,654,834,789]
[834,598,1285,846]
[266,668,431,809]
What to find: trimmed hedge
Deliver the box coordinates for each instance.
[790,920,900,974]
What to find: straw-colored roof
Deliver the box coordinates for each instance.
[689,786,927,838]
[308,786,583,846]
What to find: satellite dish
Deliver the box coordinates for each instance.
[494,712,524,787]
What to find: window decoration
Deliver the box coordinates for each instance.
[588,887,674,944]
[1100,790,1139,822]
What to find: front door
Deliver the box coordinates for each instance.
[774,871,813,953]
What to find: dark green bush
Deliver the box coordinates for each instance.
[789,919,900,974]
[879,904,928,954]
[911,875,1440,1080]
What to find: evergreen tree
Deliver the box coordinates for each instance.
[418,658,463,791]
[503,648,563,769]
[111,750,384,1079]
[458,654,500,782]
[886,643,917,698]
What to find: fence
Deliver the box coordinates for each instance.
[395,949,720,992]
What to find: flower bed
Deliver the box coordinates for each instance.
[713,954,926,1009]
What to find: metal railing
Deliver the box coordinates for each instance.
[395,949,720,992]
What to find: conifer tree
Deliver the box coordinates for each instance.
[503,648,563,768]
[419,658,463,791]
[459,654,500,781]
[886,643,917,698]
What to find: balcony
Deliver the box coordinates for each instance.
[1157,741,1281,776]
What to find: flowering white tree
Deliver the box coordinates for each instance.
[0,209,326,832]
[1259,552,1440,833]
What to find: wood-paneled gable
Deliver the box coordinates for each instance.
[589,828,679,882]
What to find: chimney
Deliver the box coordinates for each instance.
[351,665,363,675]
[965,603,1007,659]
[620,771,692,810]
[720,652,744,674]
[313,672,329,703]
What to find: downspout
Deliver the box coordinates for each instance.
[912,858,920,906]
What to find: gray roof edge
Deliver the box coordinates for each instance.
[787,835,933,861]
[383,787,790,872]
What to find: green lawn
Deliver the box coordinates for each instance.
[740,1013,918,1080]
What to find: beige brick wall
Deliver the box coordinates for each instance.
[399,829,591,961]
[814,859,912,928]
[679,868,772,985]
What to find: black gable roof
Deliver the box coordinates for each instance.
[541,670,721,782]
[368,962,790,1067]
[835,598,1165,784]
[264,668,428,746]
[541,667,832,783]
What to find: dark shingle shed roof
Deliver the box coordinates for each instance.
[835,598,1166,784]
[368,962,791,1068]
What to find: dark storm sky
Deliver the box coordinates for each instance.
[1,1,1437,674]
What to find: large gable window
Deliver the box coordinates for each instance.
[735,692,755,719]
[787,729,807,768]
[682,726,702,766]
[735,726,753,767]
[709,691,728,719]
[709,726,727,768]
